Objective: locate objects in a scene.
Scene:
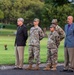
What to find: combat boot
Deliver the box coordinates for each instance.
[51,64,57,70]
[32,64,40,70]
[43,64,51,70]
[25,64,32,70]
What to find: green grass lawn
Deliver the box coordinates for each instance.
[0,29,65,65]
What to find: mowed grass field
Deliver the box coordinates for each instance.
[0,29,64,65]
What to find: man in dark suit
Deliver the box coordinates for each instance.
[63,16,74,72]
[14,18,28,70]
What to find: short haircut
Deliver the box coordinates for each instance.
[17,18,24,22]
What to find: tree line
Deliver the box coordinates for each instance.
[0,0,74,28]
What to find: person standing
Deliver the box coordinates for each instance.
[43,24,60,71]
[14,18,28,70]
[51,19,65,43]
[25,18,44,70]
[62,16,74,72]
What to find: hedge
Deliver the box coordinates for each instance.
[0,23,17,29]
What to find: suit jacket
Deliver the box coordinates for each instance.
[64,23,74,48]
[15,25,28,46]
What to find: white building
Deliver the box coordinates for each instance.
[68,0,74,4]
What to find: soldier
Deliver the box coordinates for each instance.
[25,18,44,70]
[43,24,60,71]
[51,19,65,42]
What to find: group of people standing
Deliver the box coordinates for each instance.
[14,16,74,72]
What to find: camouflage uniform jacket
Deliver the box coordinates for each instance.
[56,25,65,41]
[29,26,44,46]
[47,31,60,49]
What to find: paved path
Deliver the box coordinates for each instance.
[0,64,74,75]
[0,63,63,70]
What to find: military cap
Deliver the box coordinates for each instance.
[51,19,58,24]
[50,24,56,29]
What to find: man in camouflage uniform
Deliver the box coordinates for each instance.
[25,18,44,70]
[43,24,60,71]
[51,19,65,42]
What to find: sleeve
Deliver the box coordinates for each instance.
[39,28,44,40]
[58,27,65,41]
[55,34,60,47]
[23,26,28,41]
[73,26,74,36]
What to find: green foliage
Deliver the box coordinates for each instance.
[53,0,69,6]
[0,10,4,19]
[41,3,74,29]
[56,4,74,28]
[0,0,74,29]
[0,0,12,23]
[0,0,44,24]
[44,0,53,4]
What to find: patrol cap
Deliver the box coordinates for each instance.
[33,18,40,22]
[17,18,24,22]
[50,24,56,29]
[51,19,58,24]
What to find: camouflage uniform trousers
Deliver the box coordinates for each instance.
[47,48,58,65]
[28,45,40,65]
